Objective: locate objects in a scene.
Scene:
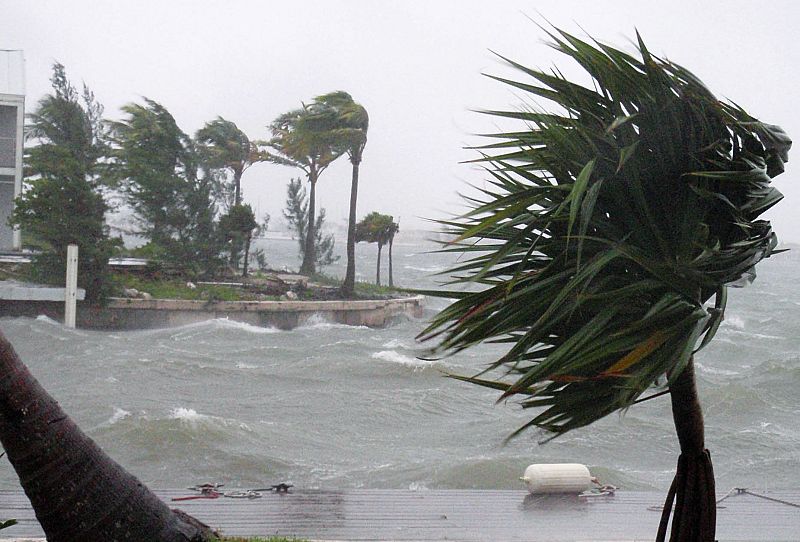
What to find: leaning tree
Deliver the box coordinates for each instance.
[0,331,215,541]
[420,28,790,542]
[265,106,342,275]
[307,91,369,297]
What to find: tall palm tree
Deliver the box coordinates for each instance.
[196,117,265,209]
[266,106,342,275]
[420,29,790,542]
[0,331,214,541]
[309,92,369,297]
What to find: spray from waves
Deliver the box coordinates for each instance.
[382,338,413,349]
[299,313,369,331]
[168,407,252,432]
[35,314,61,326]
[107,407,132,425]
[371,350,439,370]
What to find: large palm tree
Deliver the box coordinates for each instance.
[420,29,790,542]
[0,331,214,541]
[309,92,369,297]
[196,116,265,209]
[266,106,342,275]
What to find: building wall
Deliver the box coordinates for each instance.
[0,99,23,251]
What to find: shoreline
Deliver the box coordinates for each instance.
[0,294,425,330]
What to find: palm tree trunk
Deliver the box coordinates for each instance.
[376,244,382,286]
[388,236,394,288]
[342,160,360,297]
[0,331,214,542]
[657,358,716,542]
[300,170,318,276]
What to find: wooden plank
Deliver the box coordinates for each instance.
[1,489,798,541]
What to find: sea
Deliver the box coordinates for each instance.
[1,236,799,493]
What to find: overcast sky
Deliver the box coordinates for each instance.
[3,0,799,240]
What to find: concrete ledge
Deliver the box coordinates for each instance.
[0,295,426,330]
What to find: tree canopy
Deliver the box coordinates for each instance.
[420,29,791,439]
[196,116,266,209]
[12,63,118,301]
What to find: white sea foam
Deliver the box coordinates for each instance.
[723,315,746,330]
[403,265,445,273]
[168,407,251,432]
[371,350,437,369]
[300,313,368,330]
[211,318,279,334]
[35,314,61,325]
[694,362,740,377]
[169,407,207,421]
[107,407,131,425]
[382,338,411,349]
[236,362,258,369]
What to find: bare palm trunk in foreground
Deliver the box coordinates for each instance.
[0,330,215,542]
[657,359,715,542]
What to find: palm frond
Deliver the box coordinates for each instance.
[421,27,791,438]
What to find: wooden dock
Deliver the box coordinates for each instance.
[1,489,799,541]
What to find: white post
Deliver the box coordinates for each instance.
[65,244,78,329]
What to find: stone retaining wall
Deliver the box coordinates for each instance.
[0,296,425,330]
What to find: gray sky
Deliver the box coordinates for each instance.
[3,0,799,239]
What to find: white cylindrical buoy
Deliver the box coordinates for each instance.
[520,463,592,494]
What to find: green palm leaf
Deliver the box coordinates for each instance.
[420,27,791,439]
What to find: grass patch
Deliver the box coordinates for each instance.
[310,272,402,297]
[114,275,243,302]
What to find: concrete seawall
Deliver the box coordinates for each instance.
[0,295,426,330]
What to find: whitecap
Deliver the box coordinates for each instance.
[403,265,445,273]
[723,315,746,330]
[300,313,368,330]
[210,318,279,334]
[35,314,61,325]
[107,407,131,425]
[382,338,411,349]
[236,362,258,369]
[169,407,207,421]
[694,362,740,377]
[371,350,437,369]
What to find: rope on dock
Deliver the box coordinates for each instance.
[717,487,800,509]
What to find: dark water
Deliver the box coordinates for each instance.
[1,239,798,493]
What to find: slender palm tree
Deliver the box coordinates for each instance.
[355,212,398,286]
[309,92,369,297]
[265,106,342,275]
[0,331,214,541]
[420,28,790,542]
[196,117,265,209]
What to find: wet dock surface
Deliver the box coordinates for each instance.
[1,488,799,540]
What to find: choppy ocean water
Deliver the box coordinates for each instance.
[1,238,798,492]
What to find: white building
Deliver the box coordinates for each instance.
[0,50,25,251]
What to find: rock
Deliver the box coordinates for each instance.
[285,290,298,300]
[123,288,139,298]
[186,281,197,289]
[140,292,152,300]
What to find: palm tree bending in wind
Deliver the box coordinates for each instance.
[266,106,342,275]
[308,91,369,297]
[196,116,265,209]
[420,28,790,542]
